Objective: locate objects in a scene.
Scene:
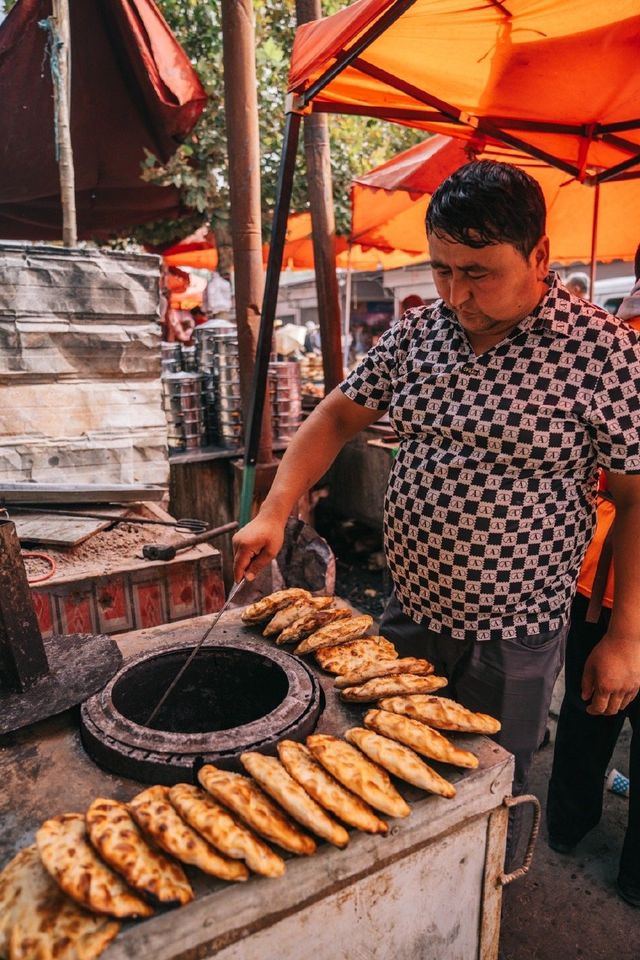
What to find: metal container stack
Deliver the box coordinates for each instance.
[161,371,206,453]
[194,321,243,448]
[161,342,181,376]
[269,360,302,442]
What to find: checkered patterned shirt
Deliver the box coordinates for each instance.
[340,272,640,641]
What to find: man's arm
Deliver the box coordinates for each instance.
[582,472,640,715]
[233,388,385,582]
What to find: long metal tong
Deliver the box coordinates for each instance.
[145,578,246,726]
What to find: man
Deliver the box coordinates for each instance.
[234,161,640,856]
[547,249,640,905]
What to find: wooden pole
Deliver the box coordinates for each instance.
[51,0,77,247]
[221,0,273,468]
[296,0,344,393]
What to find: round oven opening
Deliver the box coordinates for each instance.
[111,647,290,734]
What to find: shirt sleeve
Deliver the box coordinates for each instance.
[587,331,640,473]
[339,322,400,411]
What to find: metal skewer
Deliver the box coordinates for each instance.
[145,578,246,726]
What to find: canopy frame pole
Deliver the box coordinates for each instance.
[51,0,77,247]
[299,0,418,107]
[595,150,640,184]
[239,109,302,526]
[343,244,353,369]
[589,181,600,300]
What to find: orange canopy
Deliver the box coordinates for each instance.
[352,136,640,263]
[289,0,640,184]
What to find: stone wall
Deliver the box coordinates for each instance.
[0,243,168,485]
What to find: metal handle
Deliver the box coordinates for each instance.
[498,794,541,886]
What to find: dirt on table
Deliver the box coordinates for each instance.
[20,508,186,581]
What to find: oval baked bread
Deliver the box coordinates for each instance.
[364,709,479,769]
[129,786,248,882]
[377,694,501,734]
[36,813,153,918]
[277,608,351,645]
[86,798,193,907]
[345,728,456,799]
[314,636,398,674]
[241,589,311,625]
[306,734,410,819]
[334,657,435,688]
[198,764,316,856]
[0,845,120,960]
[340,674,448,702]
[169,783,285,878]
[295,615,374,655]
[263,596,334,638]
[278,741,388,835]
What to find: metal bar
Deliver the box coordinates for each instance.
[598,118,640,135]
[595,149,640,184]
[589,181,600,299]
[312,103,451,122]
[351,56,582,178]
[6,504,207,533]
[239,111,302,525]
[299,0,419,106]
[0,520,49,692]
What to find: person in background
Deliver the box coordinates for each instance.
[399,293,425,316]
[547,247,640,907]
[565,272,589,298]
[233,161,640,868]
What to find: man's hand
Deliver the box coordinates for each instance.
[233,513,285,583]
[581,633,640,715]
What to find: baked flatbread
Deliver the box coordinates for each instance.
[315,636,398,674]
[306,734,410,819]
[364,709,479,769]
[277,608,351,645]
[278,741,388,835]
[241,588,311,625]
[263,596,334,638]
[378,695,501,734]
[36,813,153,918]
[240,752,349,848]
[169,784,285,878]
[341,674,448,702]
[0,845,119,960]
[295,615,374,655]
[129,786,248,882]
[198,764,316,856]
[86,798,192,907]
[334,657,435,688]
[345,728,456,799]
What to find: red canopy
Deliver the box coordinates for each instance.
[0,0,206,240]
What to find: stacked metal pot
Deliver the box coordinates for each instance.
[195,322,243,448]
[269,361,302,442]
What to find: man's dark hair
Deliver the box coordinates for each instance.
[426,160,546,260]
[634,242,640,281]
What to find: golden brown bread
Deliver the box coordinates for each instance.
[263,596,334,638]
[334,657,435,688]
[241,588,311,625]
[169,784,285,878]
[277,741,388,835]
[129,786,248,882]
[306,734,410,819]
[340,674,449,702]
[345,728,456,799]
[240,752,349,848]
[86,798,193,907]
[314,636,398,674]
[295,615,374,655]
[36,813,153,918]
[0,845,120,960]
[364,709,479,769]
[377,695,501,734]
[277,608,351,645]
[198,764,316,855]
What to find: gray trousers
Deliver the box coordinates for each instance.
[380,594,567,862]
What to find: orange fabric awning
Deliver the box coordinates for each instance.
[352,136,640,263]
[289,0,640,183]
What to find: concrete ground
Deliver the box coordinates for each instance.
[500,671,640,959]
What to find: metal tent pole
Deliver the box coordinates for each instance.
[239,110,302,526]
[589,181,601,299]
[343,244,353,368]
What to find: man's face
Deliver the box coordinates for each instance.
[428,230,550,351]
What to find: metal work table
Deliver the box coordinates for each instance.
[0,612,514,960]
